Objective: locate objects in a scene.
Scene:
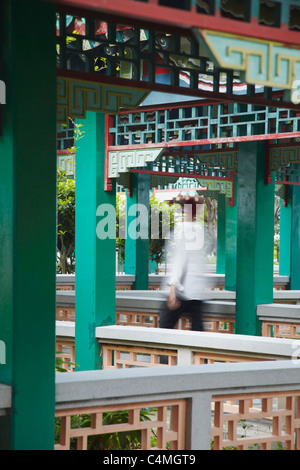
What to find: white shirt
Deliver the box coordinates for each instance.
[166,222,210,300]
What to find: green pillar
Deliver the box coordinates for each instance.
[0,0,57,449]
[75,112,116,371]
[290,185,300,290]
[279,191,292,277]
[216,194,226,274]
[235,142,275,336]
[224,187,238,291]
[124,173,150,290]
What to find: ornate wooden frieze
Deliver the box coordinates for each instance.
[198,30,300,101]
[55,7,300,108]
[195,151,238,172]
[269,146,300,172]
[56,1,300,48]
[150,174,178,189]
[110,104,300,148]
[107,148,164,179]
[197,177,233,199]
[57,75,149,124]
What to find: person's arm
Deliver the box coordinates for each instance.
[167,283,181,310]
[167,238,185,310]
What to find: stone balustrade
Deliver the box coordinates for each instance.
[54,360,300,450]
[56,290,236,332]
[257,304,300,338]
[56,273,290,291]
[3,325,300,449]
[56,289,300,339]
[55,322,299,371]
[95,325,298,367]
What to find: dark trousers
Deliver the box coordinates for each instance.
[159,299,204,331]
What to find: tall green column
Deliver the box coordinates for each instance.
[75,112,116,371]
[0,0,57,449]
[224,176,238,291]
[235,142,275,336]
[216,194,226,274]
[124,173,150,290]
[290,185,300,290]
[279,190,292,277]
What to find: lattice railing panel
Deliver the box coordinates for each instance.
[212,391,300,450]
[101,344,270,370]
[109,104,300,149]
[193,352,268,365]
[102,344,177,369]
[261,321,300,339]
[115,310,235,332]
[55,399,186,450]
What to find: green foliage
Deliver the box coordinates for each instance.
[57,168,75,273]
[149,196,178,270]
[116,193,126,263]
[116,194,178,272]
[55,351,78,372]
[55,408,157,450]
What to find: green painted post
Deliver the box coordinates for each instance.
[0,0,57,449]
[290,185,300,290]
[216,194,226,274]
[224,187,238,291]
[235,142,275,336]
[124,173,150,290]
[279,191,292,277]
[75,112,116,371]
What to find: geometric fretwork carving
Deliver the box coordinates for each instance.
[197,177,233,199]
[212,391,300,450]
[55,399,186,450]
[57,76,149,124]
[269,146,300,172]
[108,148,163,178]
[199,30,300,99]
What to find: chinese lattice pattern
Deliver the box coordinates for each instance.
[55,399,186,450]
[262,321,300,339]
[211,391,300,450]
[110,106,299,148]
[115,310,234,332]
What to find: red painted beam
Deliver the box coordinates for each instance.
[277,180,300,186]
[54,0,300,46]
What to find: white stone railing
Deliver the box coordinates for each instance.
[55,322,299,371]
[56,274,136,291]
[257,303,300,338]
[95,325,298,367]
[56,273,290,291]
[56,290,236,331]
[55,360,300,450]
[56,289,300,337]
